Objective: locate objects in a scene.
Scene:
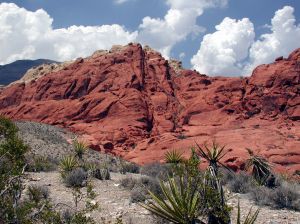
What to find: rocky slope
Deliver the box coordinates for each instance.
[0,43,299,174]
[0,59,57,85]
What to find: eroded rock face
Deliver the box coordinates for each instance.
[0,43,299,174]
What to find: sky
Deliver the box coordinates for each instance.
[0,0,299,77]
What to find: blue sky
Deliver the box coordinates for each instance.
[0,0,300,76]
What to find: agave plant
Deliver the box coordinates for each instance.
[236,200,259,224]
[73,139,88,160]
[165,149,184,164]
[59,155,78,175]
[141,175,203,224]
[245,148,271,185]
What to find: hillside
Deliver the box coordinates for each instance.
[0,43,299,174]
[0,59,57,85]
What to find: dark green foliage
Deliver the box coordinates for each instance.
[0,116,18,138]
[0,116,30,223]
[64,168,88,188]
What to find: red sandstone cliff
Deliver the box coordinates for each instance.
[0,44,299,174]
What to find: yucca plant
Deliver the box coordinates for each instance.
[196,142,227,171]
[196,142,230,224]
[141,175,203,224]
[236,200,259,224]
[165,149,184,164]
[245,148,271,185]
[73,139,88,160]
[59,155,78,176]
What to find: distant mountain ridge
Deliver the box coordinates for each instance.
[0,59,57,85]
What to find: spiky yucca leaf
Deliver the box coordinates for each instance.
[141,176,202,224]
[245,148,271,185]
[165,149,184,164]
[59,155,78,173]
[73,139,88,159]
[236,200,259,224]
[195,142,227,169]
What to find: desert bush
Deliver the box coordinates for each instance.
[120,162,140,174]
[27,185,49,204]
[271,181,300,210]
[120,177,136,189]
[249,180,300,210]
[249,186,272,206]
[27,156,57,172]
[130,187,147,203]
[64,168,88,188]
[121,176,162,202]
[140,162,172,181]
[227,172,254,194]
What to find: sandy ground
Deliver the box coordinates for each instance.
[24,171,300,224]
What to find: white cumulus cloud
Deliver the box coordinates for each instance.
[191,5,300,76]
[244,6,300,75]
[191,17,255,76]
[137,0,228,58]
[0,3,137,65]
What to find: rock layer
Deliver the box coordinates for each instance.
[0,44,299,174]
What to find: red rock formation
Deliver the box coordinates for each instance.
[0,43,299,174]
